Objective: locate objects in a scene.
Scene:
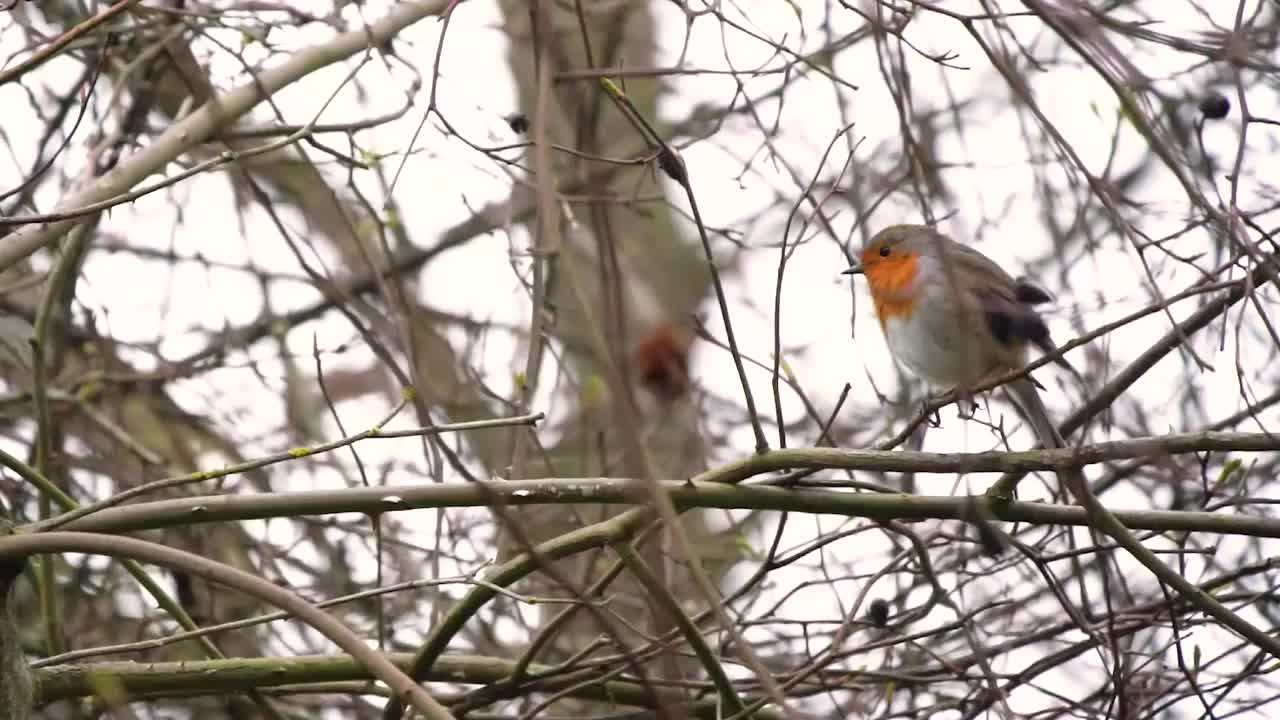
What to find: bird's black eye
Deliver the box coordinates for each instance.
[879,245,891,257]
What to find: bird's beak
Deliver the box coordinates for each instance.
[842,264,863,276]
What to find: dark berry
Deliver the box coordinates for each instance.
[1199,93,1230,120]
[867,598,890,626]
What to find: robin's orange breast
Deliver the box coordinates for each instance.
[863,253,920,328]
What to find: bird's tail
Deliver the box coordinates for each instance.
[1003,377,1065,449]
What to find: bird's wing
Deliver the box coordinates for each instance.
[941,242,1022,298]
[935,242,1055,349]
[975,285,1081,379]
[973,287,1051,349]
[938,240,1078,376]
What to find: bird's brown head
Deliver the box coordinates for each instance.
[844,225,938,321]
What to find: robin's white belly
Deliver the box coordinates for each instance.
[882,303,1000,389]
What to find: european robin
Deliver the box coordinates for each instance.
[846,227,1280,659]
[844,224,1073,448]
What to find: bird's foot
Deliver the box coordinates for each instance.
[922,401,942,428]
[922,388,978,421]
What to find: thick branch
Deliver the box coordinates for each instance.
[38,477,1280,542]
[0,533,453,720]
